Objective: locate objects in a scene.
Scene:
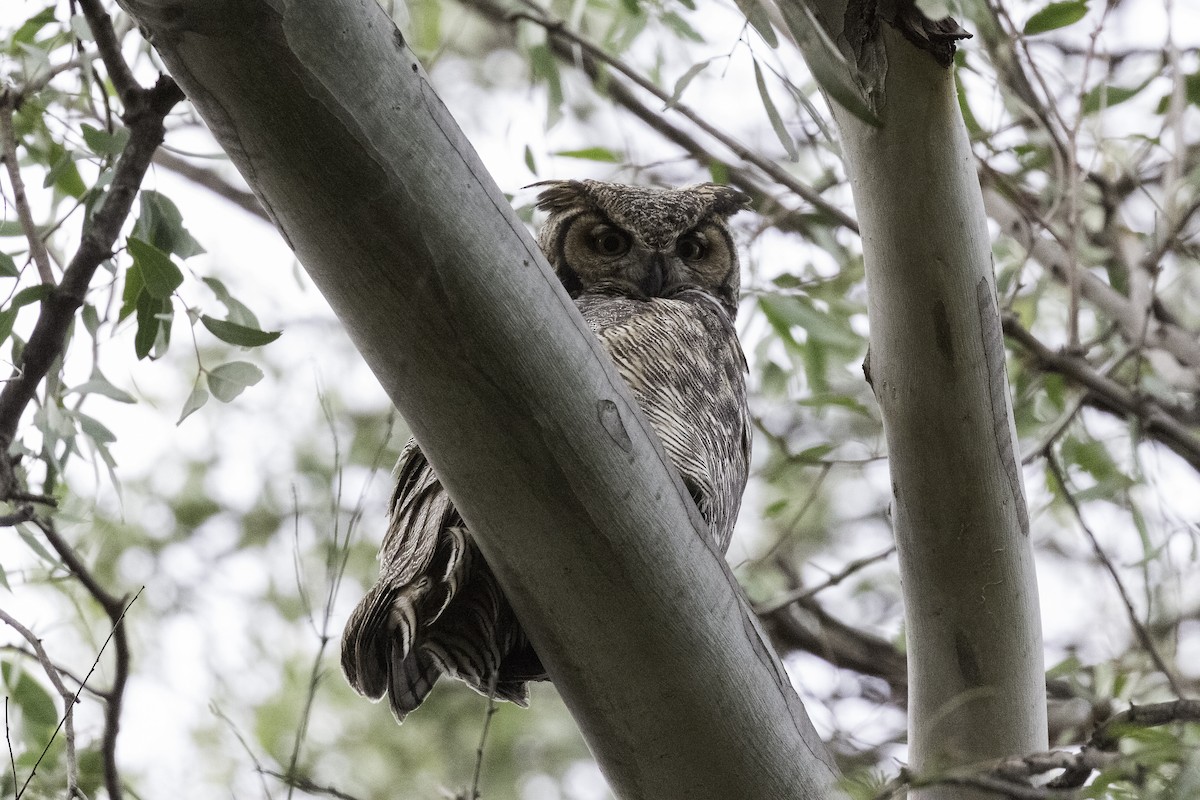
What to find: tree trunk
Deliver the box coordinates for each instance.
[778,2,1049,792]
[116,0,844,797]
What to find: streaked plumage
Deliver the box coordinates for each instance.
[341,180,752,721]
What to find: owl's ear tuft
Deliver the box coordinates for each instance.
[528,180,590,212]
[701,184,753,217]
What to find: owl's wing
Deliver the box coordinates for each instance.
[580,292,751,550]
[340,441,537,721]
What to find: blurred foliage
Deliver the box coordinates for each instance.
[1,0,1199,798]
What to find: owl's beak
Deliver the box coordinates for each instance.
[640,253,667,297]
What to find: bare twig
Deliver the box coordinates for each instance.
[755,545,896,615]
[464,0,858,232]
[760,581,908,699]
[0,645,110,700]
[1004,316,1200,471]
[6,698,16,799]
[210,703,272,800]
[0,99,55,284]
[1051,699,1200,788]
[33,517,142,800]
[76,0,140,102]
[152,149,268,221]
[1043,453,1184,697]
[261,769,364,800]
[0,608,78,798]
[469,675,500,800]
[986,186,1200,371]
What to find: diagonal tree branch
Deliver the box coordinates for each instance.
[0,76,183,462]
[114,1,846,797]
[1004,316,1200,472]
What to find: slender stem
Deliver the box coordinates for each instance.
[0,608,78,798]
[1044,453,1184,697]
[0,100,55,284]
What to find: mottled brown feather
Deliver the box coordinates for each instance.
[341,181,751,721]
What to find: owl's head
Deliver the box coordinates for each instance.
[533,180,750,317]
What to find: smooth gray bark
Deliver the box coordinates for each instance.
[775,4,1049,791]
[115,0,843,797]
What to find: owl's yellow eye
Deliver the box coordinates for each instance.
[676,233,708,262]
[590,227,631,257]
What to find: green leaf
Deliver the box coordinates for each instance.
[68,375,136,404]
[133,290,164,360]
[76,411,117,444]
[775,2,881,127]
[199,315,281,347]
[119,260,144,322]
[1023,0,1088,35]
[708,161,730,185]
[201,277,259,328]
[44,144,86,199]
[69,13,92,41]
[915,0,960,20]
[177,385,209,424]
[82,303,100,336]
[732,0,778,47]
[127,237,183,299]
[12,8,57,46]
[2,661,58,731]
[132,191,205,259]
[666,60,711,109]
[759,294,862,350]
[0,253,19,278]
[80,124,130,157]
[1080,80,1148,114]
[956,67,983,138]
[529,44,564,126]
[753,60,798,161]
[794,444,835,463]
[207,361,264,403]
[661,11,704,42]
[10,284,52,309]
[523,145,537,175]
[552,147,623,163]
[0,310,17,346]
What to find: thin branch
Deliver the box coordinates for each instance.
[76,0,140,102]
[985,185,1200,372]
[152,149,268,221]
[760,586,908,699]
[755,545,896,615]
[0,76,184,471]
[469,676,499,800]
[0,608,78,799]
[1004,315,1200,472]
[0,98,55,284]
[260,770,364,800]
[0,645,110,700]
[33,517,141,800]
[464,0,858,232]
[5,699,16,800]
[1050,699,1200,789]
[1043,453,1184,698]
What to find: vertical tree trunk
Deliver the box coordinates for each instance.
[782,5,1048,792]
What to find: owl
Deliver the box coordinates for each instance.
[341,180,752,721]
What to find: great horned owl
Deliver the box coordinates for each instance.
[341,180,752,721]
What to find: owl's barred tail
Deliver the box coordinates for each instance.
[340,523,540,721]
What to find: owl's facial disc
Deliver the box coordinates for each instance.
[562,212,734,301]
